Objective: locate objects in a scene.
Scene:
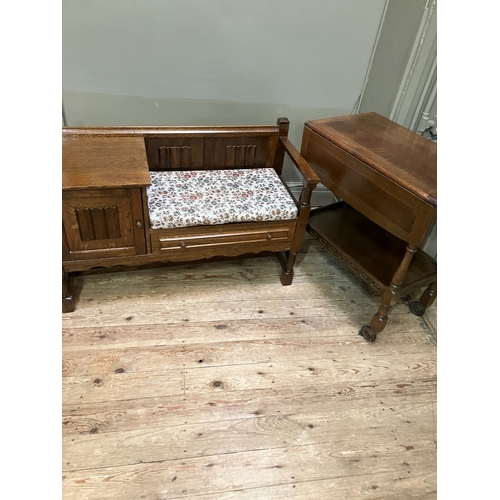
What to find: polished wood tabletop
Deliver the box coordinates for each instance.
[305,112,436,206]
[62,134,151,190]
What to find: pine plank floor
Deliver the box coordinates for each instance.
[62,235,437,499]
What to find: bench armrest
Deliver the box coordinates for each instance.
[280,137,320,191]
[278,135,319,255]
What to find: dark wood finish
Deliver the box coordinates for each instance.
[145,136,276,171]
[62,119,319,312]
[419,280,437,308]
[306,204,437,294]
[62,135,150,190]
[61,268,74,313]
[62,126,287,137]
[150,220,296,259]
[301,113,437,341]
[62,188,146,261]
[303,113,436,206]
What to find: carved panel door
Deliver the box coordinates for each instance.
[62,188,146,261]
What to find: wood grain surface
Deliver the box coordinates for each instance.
[62,235,437,499]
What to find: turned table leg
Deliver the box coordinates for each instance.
[410,280,437,316]
[360,245,418,342]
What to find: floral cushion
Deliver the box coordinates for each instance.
[147,168,298,229]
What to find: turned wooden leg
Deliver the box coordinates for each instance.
[360,245,418,342]
[277,181,316,286]
[410,280,437,316]
[278,251,296,286]
[62,269,75,313]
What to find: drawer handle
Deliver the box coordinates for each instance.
[267,234,272,240]
[136,221,143,228]
[179,241,186,249]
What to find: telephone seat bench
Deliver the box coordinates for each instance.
[62,118,320,312]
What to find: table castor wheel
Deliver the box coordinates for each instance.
[409,301,426,316]
[359,326,377,342]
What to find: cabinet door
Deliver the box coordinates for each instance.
[62,188,146,261]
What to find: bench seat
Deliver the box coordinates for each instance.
[147,168,298,230]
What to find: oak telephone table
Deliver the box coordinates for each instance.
[300,112,437,342]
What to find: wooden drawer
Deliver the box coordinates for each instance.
[150,220,296,261]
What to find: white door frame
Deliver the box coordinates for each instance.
[390,0,437,133]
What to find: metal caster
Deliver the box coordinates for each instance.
[409,301,426,316]
[359,326,377,342]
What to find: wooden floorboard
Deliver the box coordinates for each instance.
[62,236,437,499]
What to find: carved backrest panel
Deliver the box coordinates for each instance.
[145,138,204,170]
[145,136,276,171]
[224,145,256,167]
[158,146,192,170]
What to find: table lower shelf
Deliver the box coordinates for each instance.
[307,203,437,296]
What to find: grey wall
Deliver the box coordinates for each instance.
[62,0,387,170]
[359,0,427,118]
